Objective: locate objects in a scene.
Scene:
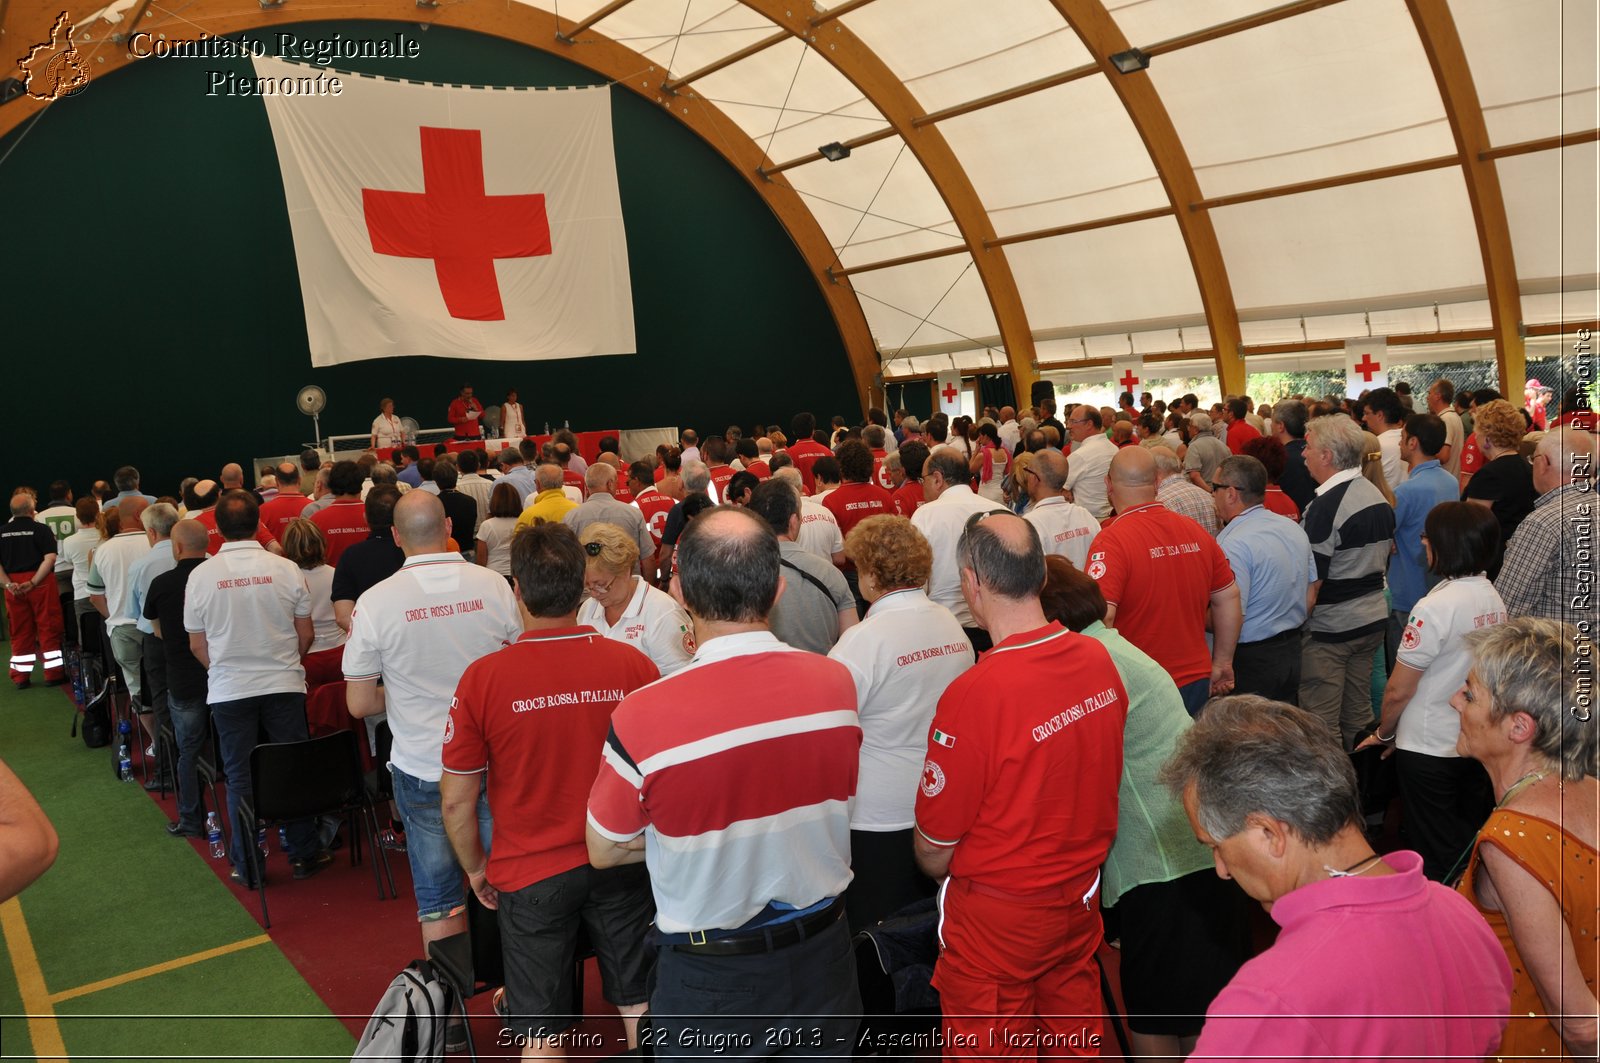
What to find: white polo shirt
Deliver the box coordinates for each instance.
[577,577,695,677]
[828,589,972,830]
[62,526,99,599]
[796,496,844,562]
[1024,496,1102,570]
[342,553,521,781]
[87,531,155,631]
[1439,409,1465,477]
[1378,427,1408,492]
[182,541,312,704]
[1064,434,1117,520]
[911,484,1005,629]
[1396,575,1507,758]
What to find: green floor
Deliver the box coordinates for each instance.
[0,677,354,1061]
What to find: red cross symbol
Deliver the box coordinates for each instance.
[1119,369,1141,391]
[942,381,960,405]
[363,127,552,321]
[1354,353,1383,382]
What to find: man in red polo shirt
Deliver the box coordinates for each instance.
[1086,446,1241,716]
[188,481,282,555]
[309,461,369,565]
[915,512,1127,1055]
[863,425,894,490]
[891,442,929,518]
[785,412,833,494]
[1224,397,1261,455]
[823,441,894,608]
[441,523,659,1053]
[257,461,310,542]
[702,437,737,503]
[447,384,484,441]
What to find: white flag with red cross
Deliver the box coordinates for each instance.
[1111,357,1147,402]
[1344,338,1389,398]
[254,55,635,366]
[936,371,963,417]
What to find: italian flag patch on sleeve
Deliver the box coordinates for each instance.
[932,729,956,748]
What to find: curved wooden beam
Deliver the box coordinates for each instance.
[0,0,879,413]
[728,0,1039,399]
[1045,0,1248,396]
[1406,0,1526,399]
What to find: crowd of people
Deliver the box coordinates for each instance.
[0,377,1593,1060]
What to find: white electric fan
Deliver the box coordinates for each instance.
[400,416,422,447]
[296,385,327,450]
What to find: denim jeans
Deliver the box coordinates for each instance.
[167,691,210,829]
[389,764,491,921]
[210,690,318,880]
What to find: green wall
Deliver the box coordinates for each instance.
[0,21,858,497]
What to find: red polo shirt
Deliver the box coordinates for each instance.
[870,449,892,491]
[192,508,278,555]
[1085,502,1236,686]
[915,623,1125,890]
[746,460,771,481]
[892,481,924,518]
[786,439,833,494]
[1226,418,1261,455]
[309,500,370,565]
[442,627,658,892]
[822,482,894,542]
[258,493,310,543]
[707,464,736,502]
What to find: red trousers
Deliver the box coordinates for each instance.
[6,574,65,684]
[933,872,1107,1058]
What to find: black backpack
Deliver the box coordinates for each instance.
[71,658,111,749]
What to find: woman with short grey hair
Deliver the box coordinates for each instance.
[1454,617,1598,1059]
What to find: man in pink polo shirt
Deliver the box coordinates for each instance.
[1162,695,1510,1061]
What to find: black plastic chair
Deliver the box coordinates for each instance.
[427,892,504,1063]
[243,730,395,927]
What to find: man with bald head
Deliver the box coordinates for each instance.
[1085,447,1241,716]
[1,492,65,687]
[1497,426,1597,625]
[143,519,213,836]
[1021,448,1100,569]
[913,511,1128,1054]
[344,490,521,968]
[192,476,283,556]
[588,506,863,1053]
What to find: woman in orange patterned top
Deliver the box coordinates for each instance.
[1454,617,1598,1058]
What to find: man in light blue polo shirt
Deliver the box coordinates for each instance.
[109,465,158,506]
[1213,455,1316,703]
[1386,413,1459,673]
[127,502,179,788]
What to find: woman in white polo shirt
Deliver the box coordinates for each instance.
[371,398,404,450]
[828,514,973,931]
[1358,501,1507,880]
[280,518,348,690]
[576,523,694,677]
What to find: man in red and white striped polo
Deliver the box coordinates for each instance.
[587,506,862,1055]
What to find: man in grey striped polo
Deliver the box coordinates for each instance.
[1298,413,1395,749]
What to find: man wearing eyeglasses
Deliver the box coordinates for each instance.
[1063,406,1116,521]
[1213,456,1316,703]
[1021,449,1100,570]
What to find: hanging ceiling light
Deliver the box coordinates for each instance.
[818,141,851,162]
[1109,48,1149,74]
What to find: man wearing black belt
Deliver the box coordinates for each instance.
[1213,455,1317,703]
[588,506,862,1057]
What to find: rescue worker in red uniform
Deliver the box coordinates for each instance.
[914,512,1127,1056]
[447,383,485,441]
[2,492,66,688]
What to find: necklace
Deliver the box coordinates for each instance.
[1323,853,1383,878]
[1497,769,1548,808]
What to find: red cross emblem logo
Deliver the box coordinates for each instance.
[1354,353,1382,382]
[363,127,553,321]
[1119,369,1141,391]
[941,381,959,405]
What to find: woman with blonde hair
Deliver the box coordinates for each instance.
[1359,429,1397,508]
[1462,398,1536,546]
[576,522,694,676]
[280,517,347,687]
[1455,617,1598,1058]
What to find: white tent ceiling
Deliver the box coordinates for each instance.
[521,0,1595,379]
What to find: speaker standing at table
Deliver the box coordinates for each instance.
[371,397,405,450]
[448,384,484,441]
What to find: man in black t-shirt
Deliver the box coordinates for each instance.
[143,520,211,836]
[1,492,64,688]
[331,485,405,631]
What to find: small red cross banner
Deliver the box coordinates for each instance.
[1344,339,1388,397]
[936,371,963,417]
[1112,357,1146,402]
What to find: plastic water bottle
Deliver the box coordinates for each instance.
[257,826,269,859]
[563,419,570,430]
[117,716,131,739]
[543,421,550,436]
[117,743,132,781]
[279,826,289,852]
[206,812,225,859]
